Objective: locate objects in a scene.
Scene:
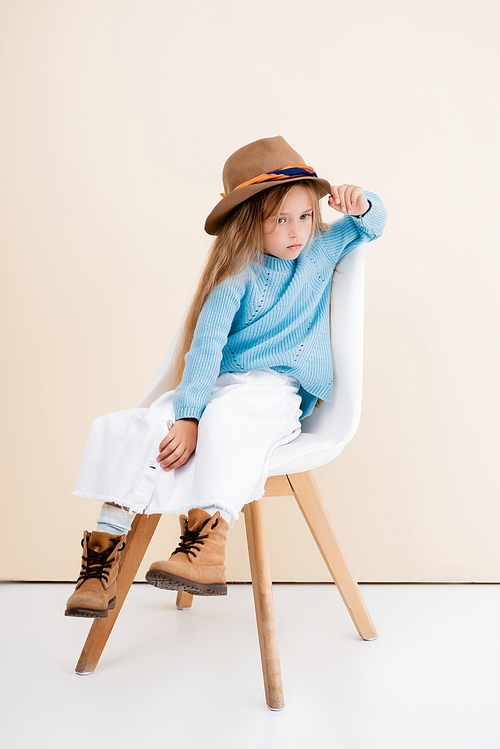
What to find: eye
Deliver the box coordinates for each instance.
[300,213,312,220]
[277,217,286,224]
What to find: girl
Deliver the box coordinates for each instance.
[65,136,387,617]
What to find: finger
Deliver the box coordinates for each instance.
[165,453,190,471]
[160,443,186,468]
[328,198,343,213]
[337,184,348,213]
[350,186,363,211]
[330,185,341,205]
[328,196,343,213]
[162,449,190,471]
[157,437,181,463]
[158,431,175,452]
[344,185,356,213]
[351,186,362,202]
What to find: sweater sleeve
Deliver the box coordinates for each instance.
[316,190,388,266]
[173,279,246,421]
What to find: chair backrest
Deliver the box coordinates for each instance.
[134,325,184,409]
[135,244,366,452]
[302,244,365,447]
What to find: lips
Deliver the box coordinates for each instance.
[287,244,302,250]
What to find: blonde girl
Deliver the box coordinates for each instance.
[65,136,387,617]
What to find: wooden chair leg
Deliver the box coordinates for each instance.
[176,590,194,609]
[288,471,378,641]
[75,512,161,674]
[244,500,284,711]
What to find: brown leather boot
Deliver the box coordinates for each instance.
[65,531,126,618]
[146,508,228,596]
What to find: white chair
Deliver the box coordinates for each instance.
[74,244,377,710]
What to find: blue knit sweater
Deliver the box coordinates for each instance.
[174,190,387,421]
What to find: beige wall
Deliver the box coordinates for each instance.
[1,0,499,582]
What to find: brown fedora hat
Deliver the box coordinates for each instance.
[204,136,332,235]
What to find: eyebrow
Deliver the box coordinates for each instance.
[279,207,313,215]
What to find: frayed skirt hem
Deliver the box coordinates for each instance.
[71,489,260,521]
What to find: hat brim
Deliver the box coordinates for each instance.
[204,176,332,235]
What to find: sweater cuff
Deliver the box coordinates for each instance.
[174,405,204,421]
[350,191,388,237]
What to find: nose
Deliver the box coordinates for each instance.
[288,220,299,238]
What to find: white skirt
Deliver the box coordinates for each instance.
[72,369,302,519]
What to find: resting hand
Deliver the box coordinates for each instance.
[157,418,198,471]
[328,184,369,216]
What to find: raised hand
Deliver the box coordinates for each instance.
[328,184,370,216]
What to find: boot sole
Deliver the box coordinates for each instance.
[145,569,227,596]
[65,596,117,618]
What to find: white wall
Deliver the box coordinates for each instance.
[1,0,499,581]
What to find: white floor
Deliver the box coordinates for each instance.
[1,583,499,749]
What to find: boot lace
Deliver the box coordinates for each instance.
[76,537,125,588]
[172,516,219,559]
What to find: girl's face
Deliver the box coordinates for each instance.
[262,185,314,260]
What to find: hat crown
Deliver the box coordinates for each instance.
[222,136,304,195]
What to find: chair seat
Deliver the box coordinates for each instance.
[267,432,343,477]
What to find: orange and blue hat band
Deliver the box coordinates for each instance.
[220,164,317,198]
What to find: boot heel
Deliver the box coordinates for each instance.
[107,596,117,610]
[65,607,108,618]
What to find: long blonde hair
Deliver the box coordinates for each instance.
[168,180,328,390]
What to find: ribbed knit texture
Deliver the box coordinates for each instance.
[174,191,387,421]
[96,503,135,535]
